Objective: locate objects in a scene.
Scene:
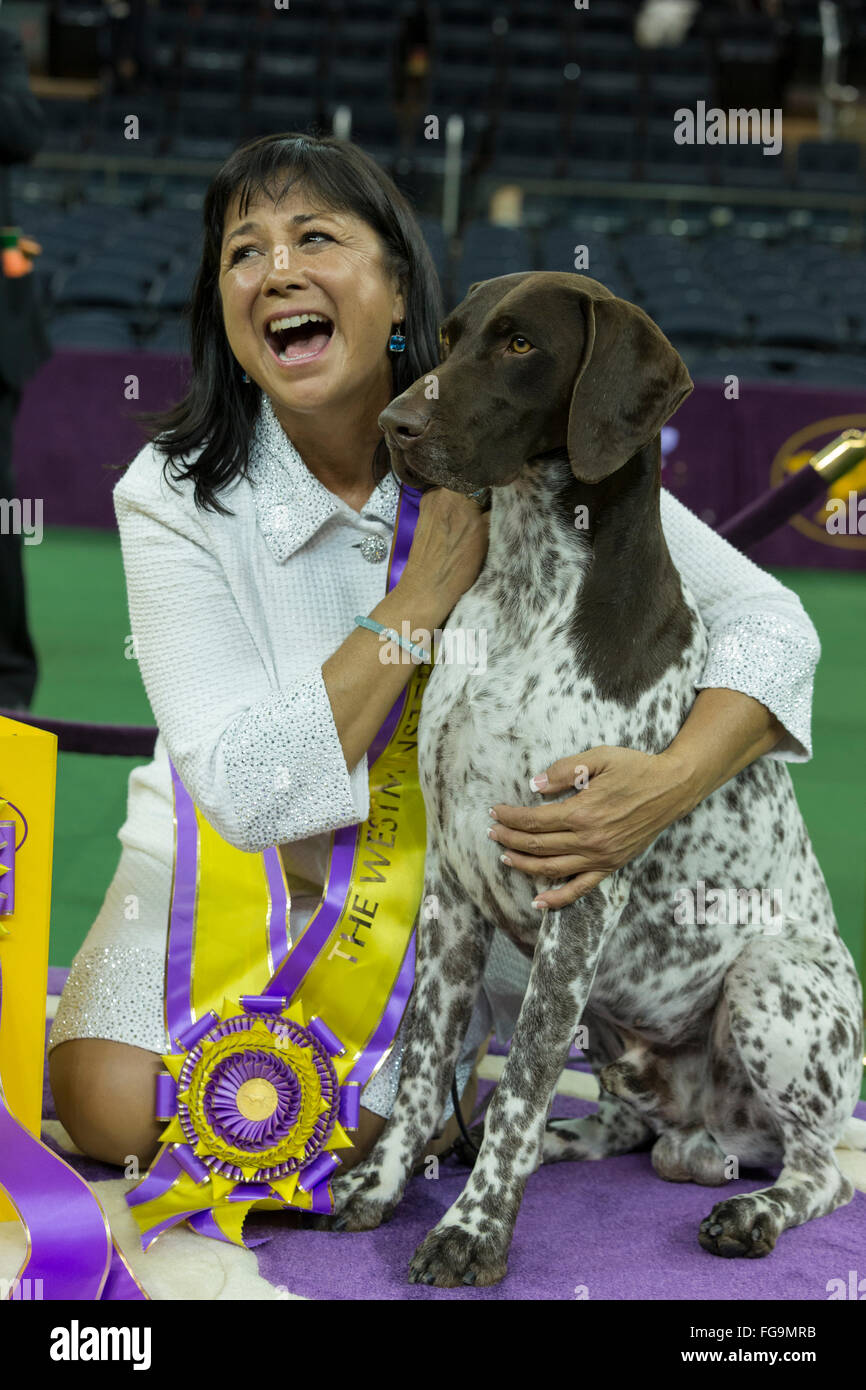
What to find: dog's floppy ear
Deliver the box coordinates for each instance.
[566,288,693,484]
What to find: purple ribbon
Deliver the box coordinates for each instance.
[0,962,146,1300]
[0,821,16,916]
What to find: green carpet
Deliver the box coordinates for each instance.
[20,528,866,1076]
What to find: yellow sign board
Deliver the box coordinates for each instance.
[0,716,57,1224]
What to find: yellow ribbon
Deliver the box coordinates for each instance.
[126,658,432,1245]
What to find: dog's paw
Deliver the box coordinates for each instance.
[307,1168,399,1233]
[408,1223,509,1287]
[314,1193,396,1233]
[698,1197,779,1258]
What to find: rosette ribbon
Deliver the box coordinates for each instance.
[126,481,430,1251]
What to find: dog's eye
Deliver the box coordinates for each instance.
[508,336,533,354]
[439,330,450,356]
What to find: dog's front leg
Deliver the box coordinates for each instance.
[408,878,627,1287]
[315,863,494,1233]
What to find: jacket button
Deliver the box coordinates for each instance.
[357,534,389,563]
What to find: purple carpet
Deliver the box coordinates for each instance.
[44,967,866,1299]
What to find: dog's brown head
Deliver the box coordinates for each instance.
[379,270,692,492]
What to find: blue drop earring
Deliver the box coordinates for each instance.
[241,370,251,382]
[388,322,406,354]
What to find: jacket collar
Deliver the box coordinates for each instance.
[250,392,399,563]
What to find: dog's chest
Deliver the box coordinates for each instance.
[417,552,705,927]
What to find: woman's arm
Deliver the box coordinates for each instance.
[658,686,785,815]
[113,451,440,854]
[487,489,820,909]
[660,486,821,763]
[324,489,489,773]
[116,474,364,853]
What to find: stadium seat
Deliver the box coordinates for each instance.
[752,310,848,350]
[429,23,506,109]
[489,112,564,180]
[564,114,638,181]
[639,120,711,183]
[539,230,627,294]
[182,49,248,96]
[147,266,199,313]
[573,31,642,72]
[252,52,319,104]
[796,140,864,193]
[713,140,790,189]
[329,105,402,169]
[416,217,449,278]
[432,0,506,25]
[578,0,634,32]
[649,303,750,346]
[49,311,139,350]
[243,97,322,142]
[453,221,534,300]
[52,266,152,310]
[574,69,642,118]
[141,317,191,355]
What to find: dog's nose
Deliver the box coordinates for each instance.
[378,402,431,446]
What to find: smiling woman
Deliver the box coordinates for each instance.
[47,132,493,1188]
[136,133,444,512]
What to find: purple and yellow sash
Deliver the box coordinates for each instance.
[125,482,430,1250]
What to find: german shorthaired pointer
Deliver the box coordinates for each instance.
[316,271,864,1287]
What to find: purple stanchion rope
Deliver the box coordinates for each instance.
[717,465,829,551]
[0,711,157,757]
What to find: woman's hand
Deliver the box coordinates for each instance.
[487,688,786,910]
[487,744,700,910]
[399,489,490,624]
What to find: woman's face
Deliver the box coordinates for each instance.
[218,184,406,419]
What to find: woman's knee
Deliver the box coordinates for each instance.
[48,1037,164,1172]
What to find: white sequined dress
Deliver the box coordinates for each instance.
[48,393,821,1123]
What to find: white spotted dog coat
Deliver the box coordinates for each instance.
[314,272,864,1287]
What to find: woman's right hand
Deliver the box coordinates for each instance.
[398,487,490,623]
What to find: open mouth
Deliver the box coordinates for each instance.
[264,312,334,365]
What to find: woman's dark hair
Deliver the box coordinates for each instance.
[134,132,443,514]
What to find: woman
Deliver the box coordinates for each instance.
[49,133,820,1181]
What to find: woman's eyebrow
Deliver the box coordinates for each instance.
[222,211,341,247]
[223,220,258,246]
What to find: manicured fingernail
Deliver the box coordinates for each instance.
[488,807,498,819]
[500,853,512,866]
[532,898,546,909]
[487,827,496,838]
[529,773,548,790]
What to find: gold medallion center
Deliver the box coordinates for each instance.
[235,1077,279,1121]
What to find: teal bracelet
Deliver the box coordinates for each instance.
[354,614,431,664]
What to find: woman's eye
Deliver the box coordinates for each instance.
[508,335,533,354]
[229,243,256,265]
[300,230,332,245]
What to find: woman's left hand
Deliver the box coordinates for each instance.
[487,745,698,910]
